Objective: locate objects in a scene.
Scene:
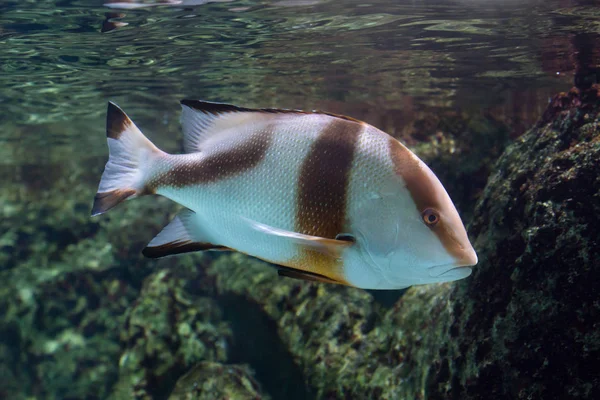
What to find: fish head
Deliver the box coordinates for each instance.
[354,139,477,289]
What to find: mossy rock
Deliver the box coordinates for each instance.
[168,362,267,400]
[207,86,600,399]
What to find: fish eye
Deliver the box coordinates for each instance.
[422,208,440,227]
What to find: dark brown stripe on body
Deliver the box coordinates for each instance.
[147,128,273,189]
[295,119,362,238]
[289,119,363,286]
[387,137,436,212]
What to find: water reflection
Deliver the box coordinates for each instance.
[104,0,233,10]
[101,12,129,32]
[0,0,599,163]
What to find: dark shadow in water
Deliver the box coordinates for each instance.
[219,294,313,400]
[368,288,407,308]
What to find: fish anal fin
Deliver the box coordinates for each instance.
[143,209,226,259]
[277,267,346,285]
[142,241,229,259]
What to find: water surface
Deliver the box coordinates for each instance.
[2,0,598,164]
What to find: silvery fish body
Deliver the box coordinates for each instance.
[92,100,477,289]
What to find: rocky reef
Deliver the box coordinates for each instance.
[208,85,600,399]
[1,86,598,399]
[110,265,232,399]
[168,362,266,400]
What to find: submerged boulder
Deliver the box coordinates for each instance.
[415,85,600,399]
[168,362,266,400]
[2,86,597,399]
[209,85,600,399]
[376,85,600,399]
[111,264,232,399]
[208,253,385,398]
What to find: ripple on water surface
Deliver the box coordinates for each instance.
[0,0,597,163]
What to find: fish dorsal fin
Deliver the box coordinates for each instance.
[180,100,271,154]
[179,99,363,154]
[142,209,228,258]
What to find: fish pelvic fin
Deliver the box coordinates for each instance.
[277,267,346,285]
[91,102,165,216]
[143,209,229,258]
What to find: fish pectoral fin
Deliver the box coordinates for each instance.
[241,217,353,258]
[277,267,345,285]
[143,209,228,258]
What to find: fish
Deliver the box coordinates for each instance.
[91,100,478,290]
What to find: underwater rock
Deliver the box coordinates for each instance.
[0,268,138,400]
[208,85,600,399]
[390,85,600,399]
[168,361,266,400]
[0,156,180,399]
[111,263,233,399]
[208,253,387,398]
[427,85,600,399]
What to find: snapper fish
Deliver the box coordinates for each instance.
[92,100,477,290]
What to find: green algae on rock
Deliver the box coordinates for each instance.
[207,86,600,399]
[111,263,232,399]
[434,85,600,400]
[208,253,387,398]
[388,86,600,399]
[0,268,139,400]
[168,362,267,400]
[0,155,179,399]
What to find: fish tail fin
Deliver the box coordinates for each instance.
[91,102,164,216]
